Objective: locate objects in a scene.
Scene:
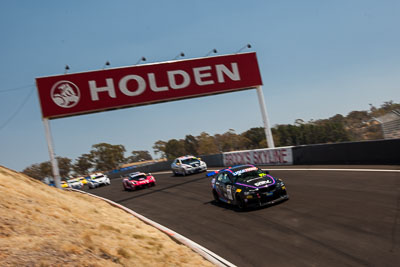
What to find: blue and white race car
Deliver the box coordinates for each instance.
[209,164,289,210]
[87,173,111,189]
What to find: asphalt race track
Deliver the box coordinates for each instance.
[82,166,400,267]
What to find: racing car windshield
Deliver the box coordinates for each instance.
[234,168,266,183]
[181,158,199,165]
[129,174,147,181]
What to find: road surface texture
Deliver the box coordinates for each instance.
[83,165,400,267]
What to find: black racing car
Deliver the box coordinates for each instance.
[209,165,289,210]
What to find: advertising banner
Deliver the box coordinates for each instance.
[36,52,262,119]
[223,147,293,166]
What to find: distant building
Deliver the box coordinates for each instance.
[376,110,400,139]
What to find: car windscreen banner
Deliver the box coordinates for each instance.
[223,147,293,166]
[36,52,263,119]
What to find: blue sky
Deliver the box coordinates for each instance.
[1,0,399,171]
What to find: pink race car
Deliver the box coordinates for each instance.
[122,172,156,191]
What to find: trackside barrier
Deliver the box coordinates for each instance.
[67,188,236,267]
[199,154,224,167]
[223,147,294,166]
[107,139,400,176]
[110,161,154,173]
[292,139,400,165]
[204,139,400,166]
[108,160,173,179]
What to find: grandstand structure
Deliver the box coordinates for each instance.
[376,110,400,139]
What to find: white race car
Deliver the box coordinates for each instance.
[88,173,111,189]
[66,178,83,189]
[171,155,207,176]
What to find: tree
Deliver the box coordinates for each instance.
[271,128,281,147]
[370,101,400,117]
[214,129,250,152]
[153,140,167,158]
[127,150,152,162]
[56,156,72,178]
[275,125,292,146]
[164,139,186,159]
[241,127,266,149]
[22,157,72,180]
[214,133,227,152]
[324,121,350,143]
[197,132,219,155]
[346,111,370,126]
[184,135,199,155]
[22,162,52,180]
[294,119,305,126]
[22,163,42,180]
[379,101,400,112]
[329,114,345,124]
[90,143,126,171]
[22,100,397,178]
[73,153,93,176]
[39,161,52,178]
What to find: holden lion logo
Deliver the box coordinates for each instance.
[50,81,80,108]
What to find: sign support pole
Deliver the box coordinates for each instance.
[43,118,61,188]
[256,86,275,148]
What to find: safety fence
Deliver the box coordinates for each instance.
[292,138,400,165]
[108,139,400,177]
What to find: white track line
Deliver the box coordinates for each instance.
[153,168,400,175]
[264,168,400,172]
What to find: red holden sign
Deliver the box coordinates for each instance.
[36,52,262,119]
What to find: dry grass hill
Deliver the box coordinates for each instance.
[0,166,214,266]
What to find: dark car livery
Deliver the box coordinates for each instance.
[209,165,288,209]
[122,172,156,191]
